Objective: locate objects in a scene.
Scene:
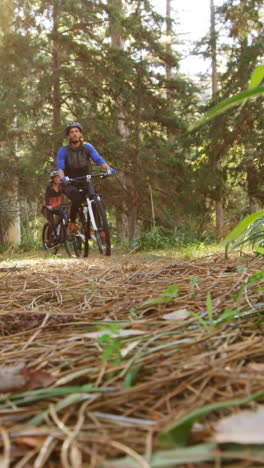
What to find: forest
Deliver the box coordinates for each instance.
[0,1,264,467]
[0,0,263,247]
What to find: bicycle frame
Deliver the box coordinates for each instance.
[42,206,73,256]
[69,173,111,256]
[83,175,101,234]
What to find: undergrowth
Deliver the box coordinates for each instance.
[129,227,218,258]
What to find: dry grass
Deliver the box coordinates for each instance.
[0,250,263,467]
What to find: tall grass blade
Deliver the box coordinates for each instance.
[160,389,264,446]
[105,443,217,467]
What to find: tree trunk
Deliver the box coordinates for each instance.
[0,211,4,246]
[245,146,261,213]
[6,118,21,246]
[52,0,62,160]
[109,0,138,241]
[5,189,21,246]
[166,0,175,145]
[210,0,224,239]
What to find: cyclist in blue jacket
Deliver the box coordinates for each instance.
[57,121,114,236]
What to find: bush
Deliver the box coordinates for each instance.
[130,227,213,251]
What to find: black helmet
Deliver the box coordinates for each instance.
[50,170,59,178]
[66,121,83,136]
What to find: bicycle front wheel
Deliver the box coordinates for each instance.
[92,197,111,256]
[74,208,89,257]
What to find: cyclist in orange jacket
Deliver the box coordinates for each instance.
[41,171,65,227]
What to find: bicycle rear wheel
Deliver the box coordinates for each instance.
[92,197,111,256]
[61,223,75,257]
[42,223,59,255]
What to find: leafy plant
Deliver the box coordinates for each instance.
[206,292,213,323]
[123,366,140,389]
[141,283,180,307]
[129,227,208,252]
[160,388,264,447]
[188,291,241,331]
[96,324,123,366]
[190,276,199,290]
[223,210,264,255]
[235,269,264,303]
[190,64,264,130]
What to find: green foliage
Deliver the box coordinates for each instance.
[249,64,264,89]
[96,324,123,366]
[130,228,210,252]
[190,276,199,290]
[190,85,264,130]
[141,283,180,307]
[0,0,263,243]
[223,210,264,254]
[206,292,213,323]
[160,389,264,447]
[190,64,264,130]
[123,366,140,389]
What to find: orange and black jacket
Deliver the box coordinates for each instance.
[42,182,63,208]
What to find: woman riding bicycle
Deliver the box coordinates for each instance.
[56,122,115,236]
[41,171,65,227]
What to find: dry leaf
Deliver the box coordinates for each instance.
[0,364,56,392]
[0,363,26,391]
[21,368,56,390]
[246,363,264,372]
[61,329,145,342]
[213,407,264,444]
[162,309,190,321]
[16,436,46,449]
[120,340,140,357]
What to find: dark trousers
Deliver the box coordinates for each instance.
[63,183,83,222]
[42,206,65,227]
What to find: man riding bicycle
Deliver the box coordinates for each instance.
[57,121,115,236]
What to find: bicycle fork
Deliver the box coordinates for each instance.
[87,197,98,242]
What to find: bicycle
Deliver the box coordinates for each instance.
[69,172,112,257]
[42,206,74,257]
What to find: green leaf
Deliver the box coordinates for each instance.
[160,421,194,447]
[189,86,264,131]
[255,245,264,254]
[106,443,217,467]
[96,334,112,344]
[214,308,239,326]
[206,292,213,323]
[160,389,264,446]
[123,366,140,388]
[249,64,264,89]
[142,295,172,306]
[187,310,210,331]
[190,276,199,290]
[163,284,180,297]
[222,210,264,244]
[141,284,179,307]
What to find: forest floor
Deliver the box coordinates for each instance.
[0,248,263,467]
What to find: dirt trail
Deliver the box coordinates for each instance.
[0,250,263,466]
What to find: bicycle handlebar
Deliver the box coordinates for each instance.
[69,172,112,182]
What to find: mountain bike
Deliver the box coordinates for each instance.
[69,172,112,257]
[42,206,74,257]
